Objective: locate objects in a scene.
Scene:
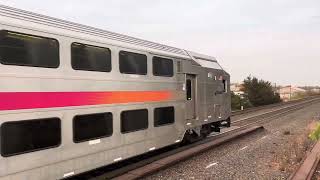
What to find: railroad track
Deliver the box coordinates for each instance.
[289,138,320,180]
[231,96,319,116]
[232,97,320,127]
[67,96,320,180]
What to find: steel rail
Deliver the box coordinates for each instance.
[113,126,264,180]
[232,96,319,116]
[232,97,320,125]
[289,140,320,180]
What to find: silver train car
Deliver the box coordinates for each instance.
[0,5,231,180]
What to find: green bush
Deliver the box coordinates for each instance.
[242,76,281,106]
[309,123,320,141]
[231,92,252,110]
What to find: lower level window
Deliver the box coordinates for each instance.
[1,118,61,157]
[73,112,113,143]
[154,107,175,126]
[121,109,148,133]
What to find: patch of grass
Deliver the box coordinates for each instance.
[309,122,320,141]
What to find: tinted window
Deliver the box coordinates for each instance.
[154,107,175,126]
[0,30,59,68]
[119,51,147,75]
[186,79,192,100]
[223,79,227,92]
[73,112,113,143]
[71,43,111,72]
[1,118,61,157]
[153,56,173,77]
[121,109,148,133]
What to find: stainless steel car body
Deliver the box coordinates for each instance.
[0,5,230,180]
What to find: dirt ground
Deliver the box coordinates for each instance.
[270,120,317,174]
[145,102,320,180]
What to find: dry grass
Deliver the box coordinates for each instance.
[271,120,317,172]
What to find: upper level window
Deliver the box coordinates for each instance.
[1,118,61,157]
[0,30,59,68]
[71,42,111,72]
[152,56,173,77]
[119,51,147,75]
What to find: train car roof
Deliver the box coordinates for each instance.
[0,4,222,69]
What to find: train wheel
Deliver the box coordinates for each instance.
[182,129,202,144]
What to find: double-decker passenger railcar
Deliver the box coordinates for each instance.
[0,5,231,180]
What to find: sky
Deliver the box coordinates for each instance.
[0,0,319,86]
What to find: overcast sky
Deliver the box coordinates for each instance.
[0,0,319,86]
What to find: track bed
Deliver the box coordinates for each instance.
[144,101,320,179]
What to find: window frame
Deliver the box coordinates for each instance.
[0,117,61,157]
[71,42,112,72]
[120,109,148,134]
[0,30,60,68]
[72,112,113,143]
[152,56,174,77]
[119,50,148,75]
[154,106,175,127]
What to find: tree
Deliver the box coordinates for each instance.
[241,76,281,106]
[231,92,241,110]
[231,92,252,110]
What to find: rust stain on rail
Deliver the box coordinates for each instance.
[289,140,320,180]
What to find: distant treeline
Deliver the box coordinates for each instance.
[232,76,281,110]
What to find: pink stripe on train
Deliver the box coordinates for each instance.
[0,91,172,111]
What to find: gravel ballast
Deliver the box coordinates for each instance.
[144,102,320,180]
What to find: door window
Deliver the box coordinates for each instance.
[186,79,192,100]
